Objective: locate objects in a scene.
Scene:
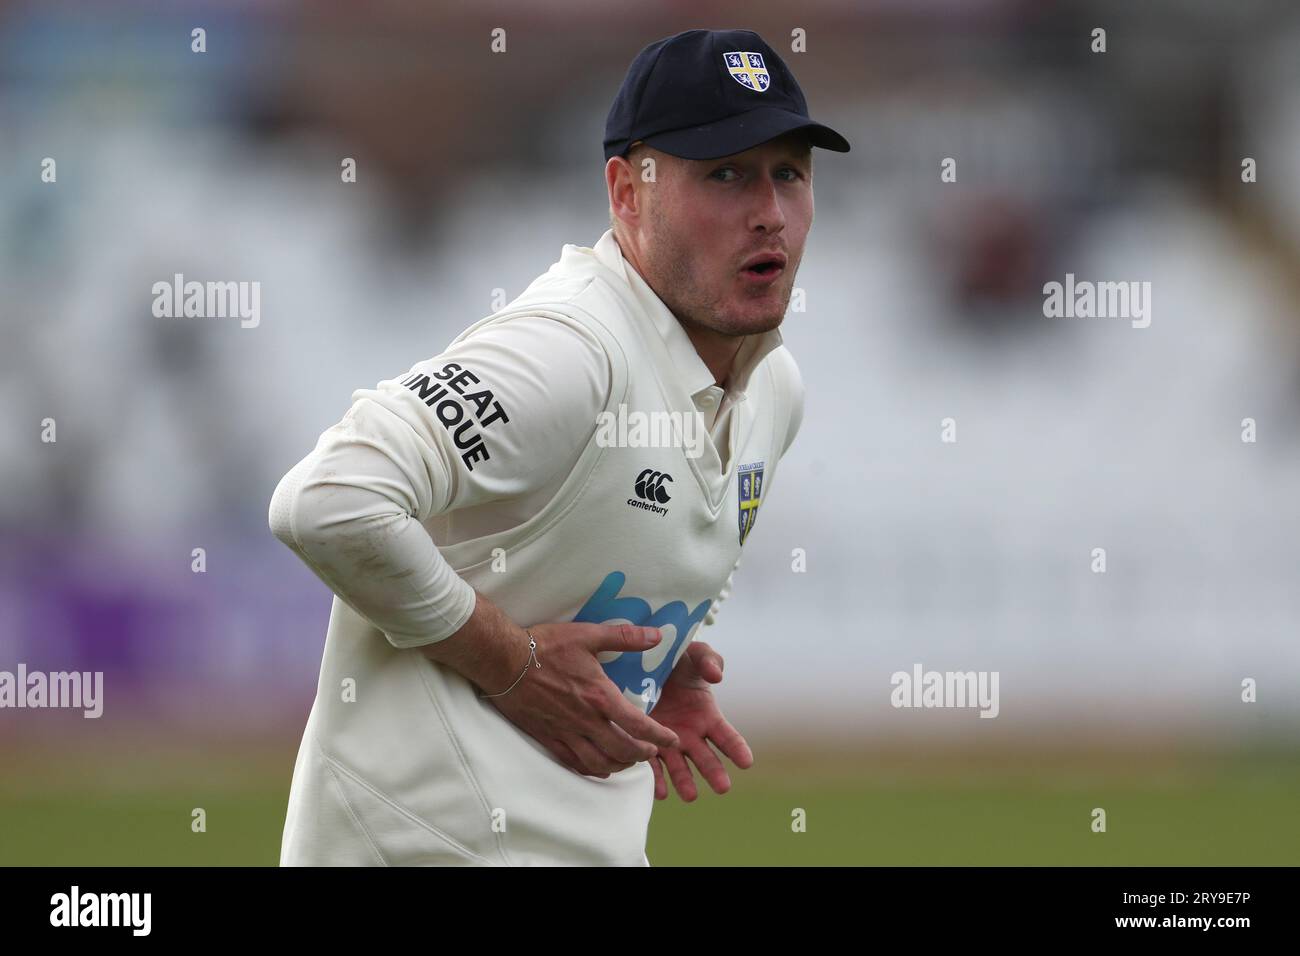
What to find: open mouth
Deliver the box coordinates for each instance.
[740,253,787,280]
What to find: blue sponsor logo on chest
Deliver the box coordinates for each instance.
[573,571,712,713]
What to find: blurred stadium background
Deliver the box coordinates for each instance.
[2,0,1298,864]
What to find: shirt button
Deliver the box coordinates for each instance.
[698,393,716,407]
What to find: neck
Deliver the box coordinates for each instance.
[679,319,746,387]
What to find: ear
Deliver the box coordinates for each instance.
[606,154,642,232]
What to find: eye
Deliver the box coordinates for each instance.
[710,167,740,182]
[777,166,804,182]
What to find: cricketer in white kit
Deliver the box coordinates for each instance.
[267,27,848,866]
[271,230,800,868]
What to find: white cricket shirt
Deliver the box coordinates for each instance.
[269,228,804,865]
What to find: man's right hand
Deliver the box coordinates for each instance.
[483,622,680,779]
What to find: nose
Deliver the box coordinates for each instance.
[747,175,786,235]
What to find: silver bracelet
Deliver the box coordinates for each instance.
[478,629,541,699]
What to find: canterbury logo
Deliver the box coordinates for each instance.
[634,469,673,504]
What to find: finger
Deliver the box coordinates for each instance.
[706,717,754,771]
[561,734,622,776]
[684,739,732,795]
[650,753,668,800]
[537,735,592,778]
[590,622,663,654]
[687,641,725,683]
[589,718,655,765]
[605,695,680,750]
[660,746,699,802]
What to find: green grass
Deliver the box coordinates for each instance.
[2,741,1297,865]
[646,761,1300,865]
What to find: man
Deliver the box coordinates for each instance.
[268,27,848,866]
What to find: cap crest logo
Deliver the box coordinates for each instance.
[723,51,770,92]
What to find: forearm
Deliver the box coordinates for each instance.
[269,442,532,692]
[268,448,474,643]
[417,588,533,696]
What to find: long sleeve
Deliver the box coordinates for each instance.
[268,314,611,648]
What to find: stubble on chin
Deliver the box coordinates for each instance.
[646,215,796,335]
[729,260,798,334]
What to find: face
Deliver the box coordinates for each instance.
[609,131,814,337]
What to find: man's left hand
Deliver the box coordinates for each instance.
[645,640,753,801]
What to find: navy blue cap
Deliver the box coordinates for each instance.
[603,28,850,162]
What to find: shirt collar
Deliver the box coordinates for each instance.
[588,229,783,402]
